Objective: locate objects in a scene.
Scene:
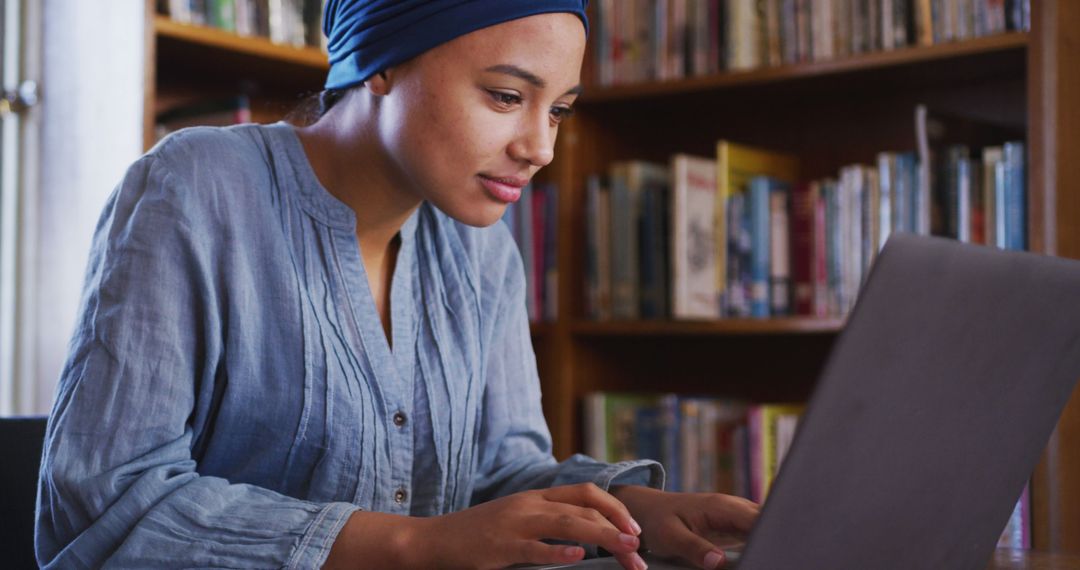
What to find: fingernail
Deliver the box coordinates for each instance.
[632,552,649,570]
[563,546,583,559]
[619,532,638,546]
[630,518,643,535]
[704,550,724,569]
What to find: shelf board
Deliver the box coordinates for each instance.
[154,16,328,95]
[155,16,329,70]
[582,32,1028,103]
[571,317,846,336]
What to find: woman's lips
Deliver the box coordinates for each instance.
[478,175,526,204]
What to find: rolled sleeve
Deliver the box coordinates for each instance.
[471,241,666,505]
[285,502,361,570]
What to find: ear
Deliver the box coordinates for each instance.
[365,70,391,96]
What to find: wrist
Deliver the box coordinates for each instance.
[325,511,427,569]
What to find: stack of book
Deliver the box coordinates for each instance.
[591,0,1030,86]
[160,0,326,50]
[584,390,1030,548]
[502,184,559,323]
[585,392,804,501]
[585,111,1026,320]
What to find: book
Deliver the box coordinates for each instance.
[585,176,613,320]
[584,392,663,462]
[767,179,792,316]
[590,0,1028,85]
[671,155,720,319]
[715,141,799,315]
[747,403,806,502]
[610,162,669,319]
[1001,141,1027,251]
[790,183,816,315]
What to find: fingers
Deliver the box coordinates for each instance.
[541,483,641,537]
[613,550,650,570]
[511,540,586,566]
[532,504,640,555]
[666,523,729,570]
[702,495,760,535]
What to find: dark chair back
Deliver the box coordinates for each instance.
[0,416,47,569]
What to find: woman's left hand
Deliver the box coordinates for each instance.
[609,485,760,570]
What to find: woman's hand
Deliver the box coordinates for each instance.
[611,486,760,570]
[415,482,646,569]
[325,482,648,569]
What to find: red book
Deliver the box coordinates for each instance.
[532,186,547,319]
[812,185,829,317]
[790,183,815,315]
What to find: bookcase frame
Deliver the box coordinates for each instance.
[145,0,1079,552]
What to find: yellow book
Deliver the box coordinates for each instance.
[715,142,799,308]
[749,403,805,502]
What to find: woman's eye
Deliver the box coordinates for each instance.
[489,91,522,106]
[550,106,575,123]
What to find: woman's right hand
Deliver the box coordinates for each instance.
[326,482,647,569]
[420,482,646,569]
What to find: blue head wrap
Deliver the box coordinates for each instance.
[323,0,589,90]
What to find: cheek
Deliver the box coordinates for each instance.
[409,102,513,180]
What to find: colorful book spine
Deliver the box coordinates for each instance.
[671,155,720,319]
[1002,141,1027,251]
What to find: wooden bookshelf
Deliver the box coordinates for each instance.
[582,32,1028,102]
[154,16,329,71]
[571,318,845,336]
[546,0,1080,554]
[144,0,1080,554]
[144,9,327,150]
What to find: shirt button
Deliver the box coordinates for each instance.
[393,411,407,427]
[394,487,408,504]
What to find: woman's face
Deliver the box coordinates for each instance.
[375,12,586,227]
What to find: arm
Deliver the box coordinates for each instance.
[470,247,664,505]
[36,153,356,569]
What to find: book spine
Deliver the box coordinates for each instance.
[747,406,764,502]
[791,184,815,315]
[769,183,791,316]
[660,394,682,492]
[1002,141,1027,251]
[544,184,559,321]
[876,154,894,249]
[610,165,639,319]
[519,185,536,321]
[585,177,601,319]
[532,186,546,320]
[584,393,608,461]
[750,177,772,318]
[812,183,830,317]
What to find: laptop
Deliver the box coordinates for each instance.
[527,234,1080,570]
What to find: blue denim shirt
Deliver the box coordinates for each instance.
[35,123,663,568]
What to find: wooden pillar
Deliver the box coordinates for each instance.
[1028,0,1080,553]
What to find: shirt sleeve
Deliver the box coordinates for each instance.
[35,151,358,569]
[469,237,665,507]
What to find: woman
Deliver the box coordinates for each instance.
[36,2,758,568]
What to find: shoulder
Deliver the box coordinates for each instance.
[118,124,284,224]
[146,124,275,183]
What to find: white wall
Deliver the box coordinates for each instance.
[29,0,145,412]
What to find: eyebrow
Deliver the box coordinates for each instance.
[484,64,584,96]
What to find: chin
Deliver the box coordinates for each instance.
[432,199,508,228]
